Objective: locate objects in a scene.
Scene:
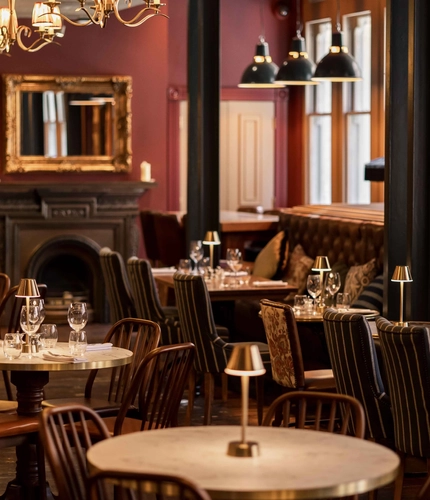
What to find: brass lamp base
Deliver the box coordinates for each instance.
[393,321,408,327]
[227,441,260,457]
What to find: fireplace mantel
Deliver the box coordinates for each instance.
[0,181,155,285]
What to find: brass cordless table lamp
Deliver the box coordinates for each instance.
[15,279,40,354]
[391,266,413,326]
[311,256,331,311]
[203,231,221,269]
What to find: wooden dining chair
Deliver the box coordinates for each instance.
[99,247,137,323]
[87,470,212,500]
[39,404,111,500]
[376,317,430,500]
[263,390,366,438]
[42,318,161,416]
[174,273,270,425]
[97,342,195,436]
[260,299,335,404]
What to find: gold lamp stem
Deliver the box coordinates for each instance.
[209,245,214,270]
[241,375,249,444]
[399,281,404,325]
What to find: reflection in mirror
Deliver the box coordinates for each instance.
[4,75,132,173]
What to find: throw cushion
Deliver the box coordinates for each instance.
[351,274,384,313]
[283,244,314,294]
[330,261,350,293]
[344,258,379,303]
[253,231,288,279]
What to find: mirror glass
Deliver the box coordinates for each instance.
[3,75,132,173]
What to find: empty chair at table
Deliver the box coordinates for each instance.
[42,318,161,417]
[88,470,212,500]
[260,299,335,405]
[174,273,270,425]
[376,317,430,500]
[139,209,161,267]
[127,257,182,345]
[99,247,136,323]
[153,212,186,267]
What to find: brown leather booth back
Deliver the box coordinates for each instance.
[279,213,384,269]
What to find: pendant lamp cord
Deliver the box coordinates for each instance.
[259,0,265,43]
[336,0,341,32]
[296,0,302,37]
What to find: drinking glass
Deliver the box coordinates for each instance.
[178,258,192,274]
[189,240,204,273]
[226,248,243,286]
[293,295,307,315]
[325,272,341,306]
[336,292,351,312]
[306,274,321,307]
[20,305,42,336]
[39,324,58,349]
[67,302,88,333]
[3,333,22,360]
[69,330,87,356]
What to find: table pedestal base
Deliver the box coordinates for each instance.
[11,371,49,417]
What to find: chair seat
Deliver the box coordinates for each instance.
[42,398,122,418]
[0,413,39,438]
[304,369,336,391]
[0,401,18,414]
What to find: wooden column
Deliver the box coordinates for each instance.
[187,0,220,261]
[385,0,430,321]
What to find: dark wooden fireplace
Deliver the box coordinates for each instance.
[0,182,152,323]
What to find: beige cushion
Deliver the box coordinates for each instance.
[283,244,314,294]
[344,258,379,303]
[252,231,288,279]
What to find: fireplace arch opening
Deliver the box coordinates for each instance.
[26,235,108,323]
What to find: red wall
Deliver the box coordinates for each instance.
[0,0,291,212]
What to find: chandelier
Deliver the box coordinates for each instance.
[0,0,166,54]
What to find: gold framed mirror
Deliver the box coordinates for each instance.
[3,74,132,173]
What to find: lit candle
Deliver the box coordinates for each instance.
[140,161,152,182]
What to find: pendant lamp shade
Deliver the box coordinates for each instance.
[313,32,362,82]
[276,36,318,85]
[239,38,284,88]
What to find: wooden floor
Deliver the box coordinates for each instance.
[0,323,425,499]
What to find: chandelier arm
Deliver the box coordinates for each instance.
[49,10,93,26]
[16,26,54,52]
[113,4,167,28]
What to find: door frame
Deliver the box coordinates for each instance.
[167,86,289,210]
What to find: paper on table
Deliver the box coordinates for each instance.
[253,280,289,287]
[86,343,113,351]
[224,271,247,277]
[151,267,176,274]
[43,352,87,363]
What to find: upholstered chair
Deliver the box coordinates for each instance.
[376,317,430,500]
[127,257,182,345]
[99,247,136,323]
[139,210,161,267]
[260,299,335,395]
[323,309,394,447]
[174,273,270,425]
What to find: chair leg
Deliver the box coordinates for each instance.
[185,369,196,426]
[393,451,405,500]
[417,458,430,499]
[203,373,214,426]
[255,375,264,426]
[221,373,228,402]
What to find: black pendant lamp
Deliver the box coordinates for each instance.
[238,0,284,89]
[312,0,362,82]
[276,0,318,86]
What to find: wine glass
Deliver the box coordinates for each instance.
[226,248,243,286]
[306,274,321,310]
[20,305,42,357]
[189,240,204,274]
[324,272,341,306]
[31,298,46,328]
[67,302,88,333]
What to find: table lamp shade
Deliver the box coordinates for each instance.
[391,266,413,282]
[15,278,40,298]
[225,344,266,377]
[203,231,221,245]
[311,256,331,272]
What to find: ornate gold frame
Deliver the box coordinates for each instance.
[3,74,132,173]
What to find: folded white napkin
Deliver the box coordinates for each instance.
[253,280,289,287]
[151,267,176,274]
[86,343,113,351]
[43,352,87,363]
[224,271,248,277]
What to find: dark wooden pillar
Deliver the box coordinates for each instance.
[187,0,220,258]
[385,0,430,321]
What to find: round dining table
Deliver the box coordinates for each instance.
[87,425,400,499]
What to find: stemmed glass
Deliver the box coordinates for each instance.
[67,302,88,355]
[226,248,243,287]
[189,240,204,274]
[31,298,46,328]
[324,272,341,306]
[306,275,322,311]
[20,305,42,358]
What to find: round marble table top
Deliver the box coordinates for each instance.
[87,425,399,499]
[0,342,133,371]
